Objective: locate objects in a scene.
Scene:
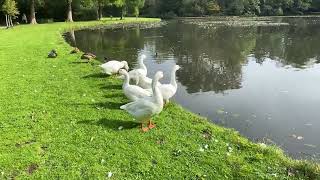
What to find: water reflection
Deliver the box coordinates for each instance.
[64,17,320,160]
[65,18,320,93]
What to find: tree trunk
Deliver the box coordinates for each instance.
[5,15,9,28]
[98,3,102,20]
[120,7,125,20]
[30,0,37,24]
[10,15,13,27]
[66,1,73,22]
[96,8,99,20]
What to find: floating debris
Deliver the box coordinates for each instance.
[304,144,317,148]
[291,134,304,140]
[183,17,290,28]
[118,126,123,130]
[216,109,225,115]
[297,136,304,140]
[232,113,240,118]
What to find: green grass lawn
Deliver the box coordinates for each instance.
[0,18,319,179]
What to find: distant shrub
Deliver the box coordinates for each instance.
[161,11,177,19]
[38,18,54,23]
[74,8,97,21]
[274,7,284,16]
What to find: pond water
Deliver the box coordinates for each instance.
[65,17,320,161]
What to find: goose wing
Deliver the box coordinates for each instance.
[159,84,176,99]
[120,98,156,120]
[126,85,152,98]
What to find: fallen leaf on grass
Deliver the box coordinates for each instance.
[107,172,113,178]
[27,164,38,175]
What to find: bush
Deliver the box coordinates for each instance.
[38,18,54,24]
[161,11,177,19]
[74,7,97,21]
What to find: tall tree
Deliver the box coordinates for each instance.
[2,0,19,28]
[66,0,73,22]
[30,0,37,24]
[113,0,126,19]
[126,0,144,17]
[94,0,109,20]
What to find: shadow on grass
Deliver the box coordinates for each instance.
[77,118,140,130]
[104,93,124,98]
[72,101,125,110]
[83,73,109,79]
[71,61,89,64]
[94,101,125,110]
[100,84,122,90]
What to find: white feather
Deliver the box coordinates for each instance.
[100,60,129,75]
[119,69,152,101]
[128,55,147,84]
[120,71,164,123]
[158,65,181,103]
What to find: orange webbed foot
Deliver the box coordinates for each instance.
[148,120,156,129]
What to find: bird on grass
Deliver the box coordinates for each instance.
[100,60,129,75]
[120,71,164,132]
[81,52,96,62]
[127,55,147,84]
[119,69,151,101]
[158,65,181,105]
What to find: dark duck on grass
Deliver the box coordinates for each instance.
[48,49,58,58]
[70,47,80,54]
[81,52,96,62]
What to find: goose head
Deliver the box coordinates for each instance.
[119,69,128,76]
[139,54,146,63]
[174,65,181,71]
[154,71,164,81]
[121,61,129,71]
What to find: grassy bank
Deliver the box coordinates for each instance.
[0,18,319,179]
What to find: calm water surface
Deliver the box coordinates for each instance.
[65,17,320,160]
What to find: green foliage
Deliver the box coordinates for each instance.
[1,0,19,16]
[1,0,320,22]
[207,0,221,14]
[140,0,318,17]
[74,6,98,20]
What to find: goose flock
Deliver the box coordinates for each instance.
[100,54,180,132]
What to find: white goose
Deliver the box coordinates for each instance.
[137,73,161,89]
[128,55,147,84]
[120,71,164,132]
[159,65,181,104]
[100,60,129,75]
[119,69,152,101]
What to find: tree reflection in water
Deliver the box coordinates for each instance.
[64,17,320,94]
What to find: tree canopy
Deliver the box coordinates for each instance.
[1,0,320,24]
[1,0,19,17]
